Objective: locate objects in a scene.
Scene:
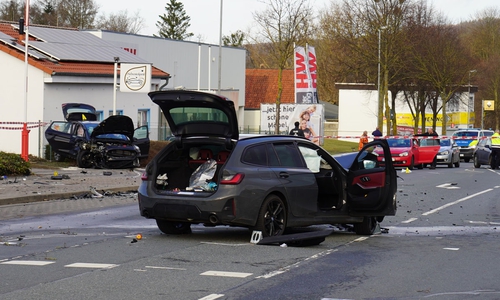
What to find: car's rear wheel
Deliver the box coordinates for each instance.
[156,220,192,234]
[354,217,378,235]
[77,150,93,168]
[255,195,287,237]
[473,155,481,168]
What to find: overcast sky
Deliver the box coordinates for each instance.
[99,0,500,44]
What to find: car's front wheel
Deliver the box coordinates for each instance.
[255,195,287,237]
[473,155,481,168]
[77,150,93,168]
[156,220,192,234]
[353,217,378,235]
[53,152,64,162]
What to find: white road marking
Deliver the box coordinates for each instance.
[200,271,252,278]
[145,266,186,270]
[436,183,460,189]
[256,270,286,279]
[444,248,459,251]
[64,263,118,269]
[422,189,493,216]
[199,294,225,300]
[402,217,418,224]
[1,260,55,266]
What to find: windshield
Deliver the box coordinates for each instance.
[440,139,451,146]
[453,131,478,138]
[387,138,410,147]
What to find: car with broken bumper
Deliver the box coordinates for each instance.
[45,103,150,169]
[138,90,397,237]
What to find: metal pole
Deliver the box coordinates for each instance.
[481,100,484,129]
[113,57,119,115]
[21,0,30,161]
[377,29,381,129]
[217,0,223,93]
[468,70,477,128]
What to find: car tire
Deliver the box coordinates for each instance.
[77,150,93,168]
[156,219,192,234]
[53,152,64,162]
[353,216,377,235]
[473,155,481,168]
[409,157,414,170]
[417,163,423,169]
[255,195,287,237]
[448,160,453,168]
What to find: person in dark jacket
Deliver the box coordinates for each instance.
[289,121,305,137]
[372,127,382,137]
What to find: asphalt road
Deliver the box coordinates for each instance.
[1,162,500,299]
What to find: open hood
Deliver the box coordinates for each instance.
[148,90,239,140]
[90,115,135,140]
[62,103,97,121]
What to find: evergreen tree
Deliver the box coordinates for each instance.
[155,0,193,40]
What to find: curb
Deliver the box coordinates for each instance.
[0,186,139,206]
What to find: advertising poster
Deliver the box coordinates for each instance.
[260,103,324,145]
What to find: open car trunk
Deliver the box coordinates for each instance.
[152,143,232,195]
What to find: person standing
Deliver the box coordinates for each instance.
[372,127,382,138]
[359,131,369,150]
[289,121,305,137]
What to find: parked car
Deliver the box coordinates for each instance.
[436,139,460,168]
[373,137,440,170]
[473,137,500,169]
[45,103,150,169]
[137,90,397,237]
[451,129,494,162]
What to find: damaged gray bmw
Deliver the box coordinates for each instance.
[138,90,397,237]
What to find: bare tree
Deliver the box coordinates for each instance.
[96,10,145,34]
[0,0,23,22]
[57,0,99,29]
[250,0,314,134]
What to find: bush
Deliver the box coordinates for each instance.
[0,151,31,176]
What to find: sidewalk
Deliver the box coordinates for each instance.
[0,167,143,206]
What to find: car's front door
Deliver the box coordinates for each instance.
[45,121,73,157]
[346,140,397,217]
[133,125,150,159]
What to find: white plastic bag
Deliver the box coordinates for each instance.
[188,159,217,190]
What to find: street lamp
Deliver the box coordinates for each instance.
[377,26,387,132]
[467,69,477,128]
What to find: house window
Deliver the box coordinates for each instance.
[109,110,123,116]
[96,111,104,121]
[137,109,150,127]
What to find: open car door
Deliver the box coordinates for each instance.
[346,140,397,217]
[133,125,150,159]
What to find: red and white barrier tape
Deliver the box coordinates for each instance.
[319,135,499,140]
[0,122,48,130]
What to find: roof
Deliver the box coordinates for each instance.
[245,68,338,120]
[0,22,169,78]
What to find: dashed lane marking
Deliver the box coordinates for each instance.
[64,263,118,269]
[200,271,253,278]
[1,260,55,266]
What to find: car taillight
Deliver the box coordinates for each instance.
[141,172,148,181]
[220,173,244,185]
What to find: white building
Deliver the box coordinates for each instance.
[0,22,246,157]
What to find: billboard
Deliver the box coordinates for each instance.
[260,103,324,145]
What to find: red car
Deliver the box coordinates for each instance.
[373,137,440,169]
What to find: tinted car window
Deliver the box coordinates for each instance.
[169,107,229,125]
[242,144,267,166]
[273,143,304,167]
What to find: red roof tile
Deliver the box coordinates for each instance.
[245,69,295,109]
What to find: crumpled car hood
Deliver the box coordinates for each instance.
[90,115,134,140]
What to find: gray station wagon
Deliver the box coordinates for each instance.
[138,90,397,237]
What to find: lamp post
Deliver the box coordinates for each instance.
[467,70,477,128]
[377,27,386,132]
